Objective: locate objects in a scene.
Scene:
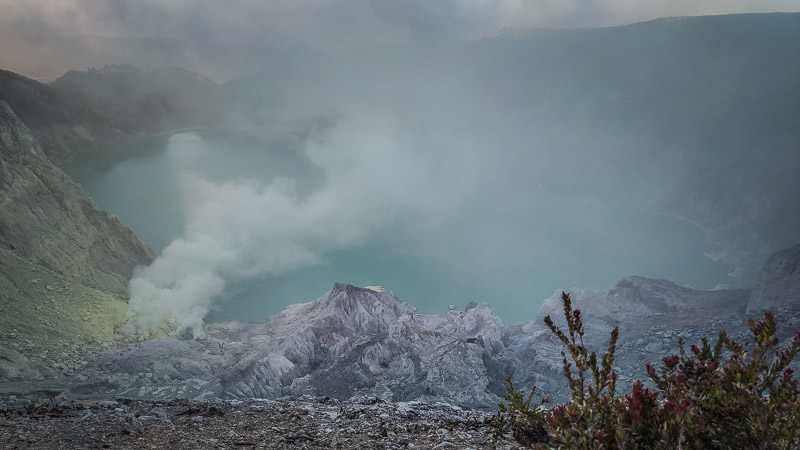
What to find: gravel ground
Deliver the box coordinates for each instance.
[0,396,527,449]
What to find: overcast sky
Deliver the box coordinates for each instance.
[3,0,800,50]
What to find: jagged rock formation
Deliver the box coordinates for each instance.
[61,258,798,408]
[535,276,751,323]
[747,243,800,313]
[2,242,798,409]
[217,284,518,408]
[72,284,532,409]
[0,100,154,382]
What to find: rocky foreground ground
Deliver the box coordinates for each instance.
[0,396,527,449]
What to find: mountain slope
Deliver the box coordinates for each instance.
[0,100,154,292]
[0,100,154,383]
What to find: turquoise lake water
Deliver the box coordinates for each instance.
[61,131,735,324]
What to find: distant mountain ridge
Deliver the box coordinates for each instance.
[52,65,224,136]
[221,12,800,280]
[0,69,119,163]
[0,66,225,163]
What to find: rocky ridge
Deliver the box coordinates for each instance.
[528,264,800,399]
[51,65,223,136]
[3,236,800,410]
[65,284,526,410]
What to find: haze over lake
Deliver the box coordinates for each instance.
[62,130,733,324]
[41,14,800,337]
[3,4,800,441]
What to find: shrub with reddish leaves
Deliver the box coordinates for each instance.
[540,292,621,448]
[645,311,800,448]
[491,292,800,449]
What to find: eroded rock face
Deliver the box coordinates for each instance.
[747,243,800,313]
[78,284,532,409]
[228,285,521,408]
[0,100,154,293]
[66,273,787,408]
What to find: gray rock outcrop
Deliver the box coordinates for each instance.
[77,284,533,409]
[747,243,800,313]
[219,284,519,408]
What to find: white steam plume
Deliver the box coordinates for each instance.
[123,114,475,338]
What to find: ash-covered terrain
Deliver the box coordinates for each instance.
[1,258,798,448]
[3,251,800,411]
[1,396,522,450]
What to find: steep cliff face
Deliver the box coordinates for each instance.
[747,243,800,313]
[0,100,154,293]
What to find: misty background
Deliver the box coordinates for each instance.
[3,0,800,82]
[4,2,799,337]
